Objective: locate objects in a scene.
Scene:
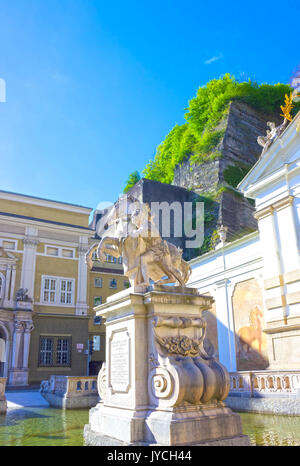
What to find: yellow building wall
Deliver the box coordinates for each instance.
[0,199,89,227]
[34,255,78,314]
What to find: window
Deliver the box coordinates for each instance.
[0,239,17,250]
[92,251,98,260]
[43,278,56,303]
[62,248,74,258]
[2,240,15,250]
[56,338,70,365]
[60,280,73,304]
[94,278,102,288]
[39,336,71,367]
[45,245,75,258]
[124,280,130,289]
[109,279,117,289]
[94,296,102,306]
[93,316,102,325]
[106,254,116,263]
[118,257,122,264]
[93,335,101,351]
[46,246,59,256]
[41,276,75,306]
[39,338,53,365]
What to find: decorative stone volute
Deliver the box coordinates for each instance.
[147,294,230,409]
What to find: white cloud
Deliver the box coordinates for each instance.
[204,53,223,65]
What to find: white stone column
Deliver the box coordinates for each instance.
[8,321,24,385]
[76,236,89,315]
[9,265,16,306]
[4,265,11,302]
[214,279,237,372]
[23,322,34,371]
[20,227,38,301]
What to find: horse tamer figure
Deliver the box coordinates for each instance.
[85,195,191,288]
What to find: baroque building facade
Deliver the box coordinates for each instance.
[0,192,126,386]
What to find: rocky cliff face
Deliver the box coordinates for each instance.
[172,101,281,244]
[173,101,281,194]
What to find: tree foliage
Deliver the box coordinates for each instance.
[123,170,141,193]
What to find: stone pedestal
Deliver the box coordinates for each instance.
[84,285,249,446]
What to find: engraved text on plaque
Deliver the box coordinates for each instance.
[109,330,130,393]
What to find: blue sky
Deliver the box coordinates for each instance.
[0,0,298,213]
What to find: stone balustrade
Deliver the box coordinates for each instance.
[0,378,7,414]
[229,370,300,397]
[40,375,99,409]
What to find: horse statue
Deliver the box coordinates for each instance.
[85,194,191,288]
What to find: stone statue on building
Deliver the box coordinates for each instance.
[15,288,32,302]
[257,93,296,155]
[257,120,288,154]
[86,195,191,288]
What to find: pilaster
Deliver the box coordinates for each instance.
[20,227,38,301]
[214,278,236,372]
[76,237,89,315]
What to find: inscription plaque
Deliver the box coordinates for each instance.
[109,330,130,393]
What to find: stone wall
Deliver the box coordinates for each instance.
[172,101,282,245]
[218,191,257,241]
[127,178,198,260]
[173,101,282,194]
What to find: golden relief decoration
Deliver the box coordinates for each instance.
[280,93,294,122]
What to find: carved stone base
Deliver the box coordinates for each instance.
[84,403,249,446]
[84,426,249,446]
[85,286,249,446]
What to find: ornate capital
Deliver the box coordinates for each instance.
[14,321,25,333]
[23,236,39,248]
[78,244,90,256]
[24,322,34,333]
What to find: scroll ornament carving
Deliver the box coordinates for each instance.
[24,322,34,333]
[98,363,107,400]
[148,315,230,408]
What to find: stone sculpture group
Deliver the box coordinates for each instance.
[86,194,191,289]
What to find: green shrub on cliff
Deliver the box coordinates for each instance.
[137,74,298,186]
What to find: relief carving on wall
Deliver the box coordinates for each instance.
[233,279,268,371]
[237,306,266,356]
